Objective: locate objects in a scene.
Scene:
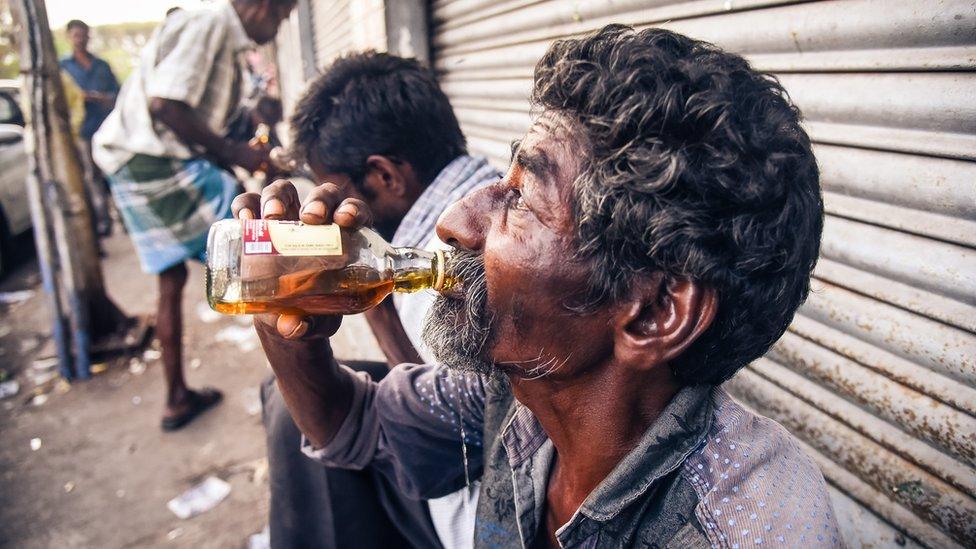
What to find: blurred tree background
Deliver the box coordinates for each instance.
[0,0,18,79]
[0,0,158,82]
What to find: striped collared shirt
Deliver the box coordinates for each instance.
[391,155,500,250]
[94,2,253,175]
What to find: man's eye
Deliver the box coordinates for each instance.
[509,188,529,210]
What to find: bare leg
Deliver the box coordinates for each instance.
[156,262,222,430]
[158,262,190,413]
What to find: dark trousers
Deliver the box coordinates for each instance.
[261,361,443,549]
[79,138,113,237]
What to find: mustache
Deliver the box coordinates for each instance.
[421,249,496,375]
[447,250,492,344]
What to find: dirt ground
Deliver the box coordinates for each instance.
[0,230,382,548]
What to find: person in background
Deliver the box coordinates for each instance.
[60,19,119,238]
[254,52,499,548]
[224,95,284,149]
[92,0,296,431]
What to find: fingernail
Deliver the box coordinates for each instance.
[239,208,254,220]
[336,203,359,219]
[301,200,326,219]
[263,199,284,218]
[283,318,308,339]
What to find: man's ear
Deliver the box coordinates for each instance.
[613,275,718,370]
[364,155,408,198]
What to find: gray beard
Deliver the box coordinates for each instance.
[421,250,497,376]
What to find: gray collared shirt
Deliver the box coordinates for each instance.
[303,362,841,548]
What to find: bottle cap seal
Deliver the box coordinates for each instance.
[434,250,447,291]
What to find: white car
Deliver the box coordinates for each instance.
[0,79,32,275]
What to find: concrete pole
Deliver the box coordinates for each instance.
[10,0,127,377]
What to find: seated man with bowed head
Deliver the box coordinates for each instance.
[238,25,841,548]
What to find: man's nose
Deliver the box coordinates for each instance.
[435,186,493,252]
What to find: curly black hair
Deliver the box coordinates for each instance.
[291,51,466,194]
[533,25,822,385]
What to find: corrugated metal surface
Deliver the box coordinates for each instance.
[273,5,311,124]
[275,0,389,123]
[310,0,354,70]
[431,1,976,547]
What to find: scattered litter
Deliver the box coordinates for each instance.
[64,481,75,493]
[54,379,71,395]
[128,359,146,375]
[166,528,184,541]
[167,477,232,520]
[90,363,108,375]
[29,370,58,387]
[143,348,162,361]
[241,387,262,416]
[31,394,48,406]
[18,337,41,354]
[32,357,59,371]
[196,302,222,323]
[0,380,19,400]
[225,457,269,485]
[248,526,270,549]
[30,438,41,451]
[116,489,125,498]
[0,290,34,305]
[189,358,201,370]
[132,396,142,406]
[215,325,258,352]
[251,458,268,485]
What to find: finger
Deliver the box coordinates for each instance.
[299,182,344,225]
[276,314,309,339]
[333,198,373,229]
[232,192,261,220]
[261,179,301,220]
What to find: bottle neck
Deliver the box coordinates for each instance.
[390,248,455,293]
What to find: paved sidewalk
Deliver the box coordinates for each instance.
[0,230,382,548]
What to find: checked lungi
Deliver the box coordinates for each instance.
[107,154,238,274]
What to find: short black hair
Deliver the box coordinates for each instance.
[255,96,283,124]
[534,25,822,386]
[66,19,89,32]
[292,51,466,192]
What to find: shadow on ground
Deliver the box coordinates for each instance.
[0,232,272,548]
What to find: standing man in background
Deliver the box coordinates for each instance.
[60,19,119,238]
[93,0,296,431]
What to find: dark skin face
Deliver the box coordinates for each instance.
[67,26,89,55]
[232,0,295,45]
[238,112,718,549]
[435,112,719,547]
[308,155,423,241]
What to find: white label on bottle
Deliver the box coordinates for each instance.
[243,220,343,257]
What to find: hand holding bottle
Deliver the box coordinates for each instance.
[230,179,373,340]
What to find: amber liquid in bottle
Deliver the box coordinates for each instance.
[206,220,456,316]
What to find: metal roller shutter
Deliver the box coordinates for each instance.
[275,0,389,120]
[310,0,355,70]
[430,1,976,547]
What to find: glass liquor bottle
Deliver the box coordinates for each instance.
[206,219,456,316]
